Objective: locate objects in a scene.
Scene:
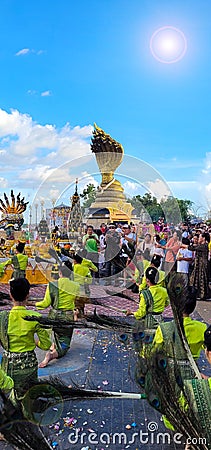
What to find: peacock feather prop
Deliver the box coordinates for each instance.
[24,309,133,334]
[134,272,210,448]
[0,377,146,449]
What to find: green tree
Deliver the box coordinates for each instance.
[130,194,193,224]
[177,199,193,222]
[130,193,163,221]
[80,183,97,209]
[129,194,143,216]
[160,197,193,224]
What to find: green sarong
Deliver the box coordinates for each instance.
[48,309,74,358]
[11,255,26,279]
[2,350,38,398]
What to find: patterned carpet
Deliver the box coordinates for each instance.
[0,282,174,319]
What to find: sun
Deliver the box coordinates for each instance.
[150,26,187,64]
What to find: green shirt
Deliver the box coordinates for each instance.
[182,317,207,359]
[183,317,207,359]
[5,253,28,270]
[134,285,169,320]
[83,234,99,252]
[36,277,80,310]
[154,317,207,360]
[4,306,51,353]
[139,269,165,292]
[0,368,14,392]
[73,258,98,284]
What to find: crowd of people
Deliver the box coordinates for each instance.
[63,220,211,301]
[0,218,211,448]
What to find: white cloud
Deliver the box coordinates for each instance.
[205,183,211,192]
[41,90,52,97]
[79,172,99,191]
[19,165,53,182]
[0,108,93,191]
[15,48,30,56]
[204,152,211,170]
[146,178,172,202]
[15,48,44,56]
[123,180,140,193]
[167,180,209,212]
[27,90,37,96]
[0,108,92,157]
[49,189,60,201]
[0,177,8,188]
[27,89,52,97]
[19,164,82,187]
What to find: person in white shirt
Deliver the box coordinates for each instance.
[138,233,153,255]
[176,237,193,281]
[121,224,136,246]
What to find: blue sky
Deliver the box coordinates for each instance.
[0,0,210,221]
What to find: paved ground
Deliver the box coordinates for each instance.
[0,283,211,450]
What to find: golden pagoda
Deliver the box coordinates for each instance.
[88,124,134,225]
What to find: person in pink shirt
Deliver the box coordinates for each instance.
[158,230,181,275]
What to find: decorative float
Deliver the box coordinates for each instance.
[0,191,52,284]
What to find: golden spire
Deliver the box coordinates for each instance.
[91,123,124,155]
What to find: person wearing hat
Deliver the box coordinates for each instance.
[2,241,28,280]
[35,261,80,368]
[121,224,136,244]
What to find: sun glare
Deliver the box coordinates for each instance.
[150,26,187,64]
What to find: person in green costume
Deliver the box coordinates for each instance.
[126,266,169,321]
[35,262,80,367]
[73,252,98,295]
[153,289,207,361]
[0,278,51,397]
[3,241,28,279]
